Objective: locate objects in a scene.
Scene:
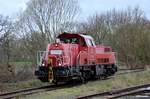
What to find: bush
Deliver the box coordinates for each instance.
[0,63,34,83]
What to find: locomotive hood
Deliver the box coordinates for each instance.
[48,43,64,51]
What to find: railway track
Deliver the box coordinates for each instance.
[76,84,150,99]
[116,68,145,75]
[0,84,75,99]
[0,68,145,99]
[0,84,55,99]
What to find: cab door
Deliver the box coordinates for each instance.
[86,39,96,65]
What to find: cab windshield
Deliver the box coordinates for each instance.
[60,38,79,44]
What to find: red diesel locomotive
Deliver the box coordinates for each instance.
[35,32,117,84]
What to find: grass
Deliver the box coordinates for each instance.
[22,69,150,99]
[11,61,33,69]
[11,61,32,66]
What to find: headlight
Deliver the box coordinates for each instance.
[42,63,45,66]
[58,63,62,66]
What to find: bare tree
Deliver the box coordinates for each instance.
[0,15,13,65]
[14,0,79,64]
[80,14,111,44]
[0,15,17,82]
[16,0,79,42]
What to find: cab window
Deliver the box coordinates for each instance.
[86,39,94,46]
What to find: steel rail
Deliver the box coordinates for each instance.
[76,84,150,99]
[116,68,144,75]
[0,84,56,99]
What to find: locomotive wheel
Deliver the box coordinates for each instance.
[52,80,58,85]
[81,71,88,83]
[38,77,48,82]
[79,76,86,84]
[102,74,108,79]
[98,75,101,79]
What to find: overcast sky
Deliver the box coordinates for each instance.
[0,0,150,20]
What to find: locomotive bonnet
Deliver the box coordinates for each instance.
[35,32,117,84]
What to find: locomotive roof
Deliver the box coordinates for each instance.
[57,32,93,40]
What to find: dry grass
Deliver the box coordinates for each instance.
[21,69,150,99]
[0,79,48,93]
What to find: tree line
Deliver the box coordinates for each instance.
[0,0,150,72]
